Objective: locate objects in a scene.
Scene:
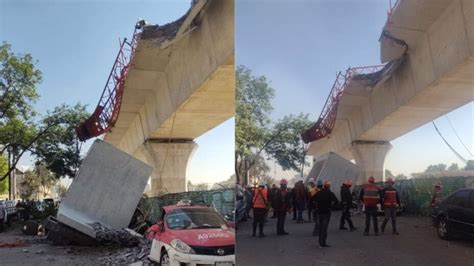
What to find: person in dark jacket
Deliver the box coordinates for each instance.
[314,181,339,248]
[311,180,324,236]
[340,179,357,231]
[380,177,401,235]
[270,184,278,218]
[293,179,307,223]
[274,179,292,235]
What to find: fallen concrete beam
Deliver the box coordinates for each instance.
[57,139,153,238]
[307,152,360,200]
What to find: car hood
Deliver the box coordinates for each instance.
[170,227,235,247]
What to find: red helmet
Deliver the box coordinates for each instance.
[386,177,394,184]
[280,179,288,185]
[368,176,375,183]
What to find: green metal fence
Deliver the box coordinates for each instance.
[138,188,235,224]
[355,176,474,216]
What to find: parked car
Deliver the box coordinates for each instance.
[0,200,17,232]
[147,200,235,266]
[234,185,247,223]
[432,188,474,240]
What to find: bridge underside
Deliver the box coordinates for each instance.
[307,0,474,184]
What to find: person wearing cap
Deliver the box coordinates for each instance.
[274,179,292,235]
[339,179,357,231]
[359,176,382,236]
[252,180,270,237]
[293,178,307,223]
[307,178,319,222]
[314,180,339,248]
[380,177,400,235]
[311,180,324,236]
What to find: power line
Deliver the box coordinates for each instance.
[445,115,474,157]
[432,121,467,164]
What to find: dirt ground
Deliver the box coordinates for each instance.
[236,211,474,266]
[0,222,131,265]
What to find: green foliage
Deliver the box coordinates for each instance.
[265,113,312,171]
[0,43,89,182]
[19,163,57,199]
[385,169,394,177]
[448,163,459,171]
[235,65,312,183]
[465,160,474,170]
[424,163,447,172]
[0,42,41,120]
[0,156,7,194]
[33,104,89,178]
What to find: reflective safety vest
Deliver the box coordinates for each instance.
[384,190,397,208]
[253,188,269,209]
[308,186,319,198]
[363,184,380,207]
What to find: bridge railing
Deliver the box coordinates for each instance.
[75,25,142,141]
[302,65,384,144]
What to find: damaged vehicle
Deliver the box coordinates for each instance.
[147,200,235,266]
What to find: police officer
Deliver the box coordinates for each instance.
[360,176,381,236]
[252,180,270,238]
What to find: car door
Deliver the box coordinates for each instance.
[446,190,470,233]
[467,191,474,235]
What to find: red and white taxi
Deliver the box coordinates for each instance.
[146,201,235,266]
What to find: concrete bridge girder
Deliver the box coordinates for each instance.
[350,141,392,185]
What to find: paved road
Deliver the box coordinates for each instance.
[236,211,474,266]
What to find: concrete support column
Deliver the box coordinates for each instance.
[137,140,197,196]
[350,141,392,185]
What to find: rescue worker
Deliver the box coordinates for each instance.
[380,177,400,235]
[274,179,292,235]
[307,178,318,222]
[339,179,357,231]
[270,184,278,218]
[359,176,381,236]
[314,181,338,248]
[252,180,269,237]
[312,180,324,236]
[293,178,307,223]
[430,180,443,209]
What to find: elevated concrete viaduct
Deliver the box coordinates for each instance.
[305,0,474,184]
[101,0,234,195]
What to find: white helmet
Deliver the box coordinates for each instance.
[308,178,315,183]
[258,180,266,187]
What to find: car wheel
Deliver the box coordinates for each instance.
[159,250,170,266]
[437,217,451,240]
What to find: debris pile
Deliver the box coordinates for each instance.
[90,222,140,247]
[98,238,152,265]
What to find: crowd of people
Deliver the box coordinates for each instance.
[245,176,403,248]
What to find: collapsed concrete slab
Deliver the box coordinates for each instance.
[307,152,360,201]
[56,139,153,238]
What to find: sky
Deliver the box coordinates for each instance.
[236,0,474,178]
[0,0,234,184]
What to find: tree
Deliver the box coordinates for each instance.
[235,66,312,184]
[448,163,459,171]
[0,155,7,194]
[235,65,274,184]
[0,43,89,184]
[465,160,474,170]
[394,174,407,180]
[18,163,56,199]
[424,163,447,173]
[265,113,312,172]
[33,104,89,178]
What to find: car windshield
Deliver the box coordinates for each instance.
[166,208,226,230]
